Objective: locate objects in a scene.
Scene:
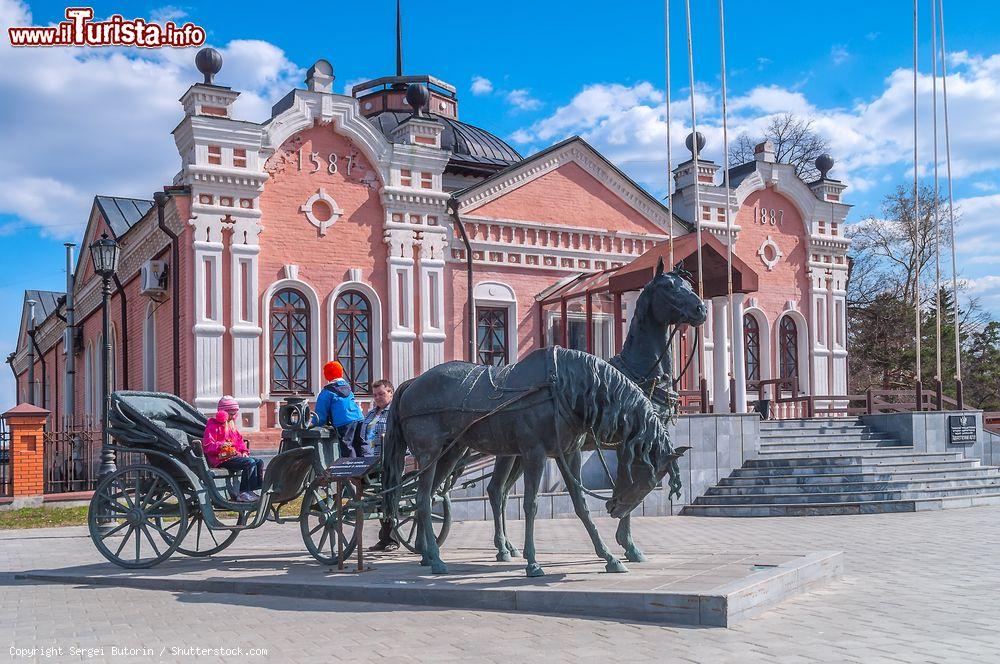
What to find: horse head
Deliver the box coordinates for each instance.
[605,427,690,519]
[638,257,708,329]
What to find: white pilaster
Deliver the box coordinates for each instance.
[730,293,748,413]
[230,216,262,429]
[191,216,226,411]
[711,296,731,413]
[419,230,448,372]
[385,227,418,385]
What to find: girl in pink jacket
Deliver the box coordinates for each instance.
[203,396,262,502]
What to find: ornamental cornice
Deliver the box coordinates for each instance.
[381,188,450,208]
[460,214,671,243]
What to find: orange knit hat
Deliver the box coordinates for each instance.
[323,361,344,381]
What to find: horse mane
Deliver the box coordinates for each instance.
[553,348,678,493]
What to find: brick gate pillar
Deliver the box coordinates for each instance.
[2,403,50,504]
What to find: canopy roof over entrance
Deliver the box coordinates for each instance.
[537,233,760,305]
[607,232,759,298]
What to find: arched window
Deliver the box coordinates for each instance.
[143,305,157,391]
[269,289,311,394]
[477,307,510,367]
[743,313,761,384]
[334,290,373,394]
[778,316,799,384]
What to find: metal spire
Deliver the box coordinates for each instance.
[396,0,403,77]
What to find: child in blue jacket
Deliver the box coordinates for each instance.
[314,361,368,457]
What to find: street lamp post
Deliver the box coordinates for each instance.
[90,233,120,482]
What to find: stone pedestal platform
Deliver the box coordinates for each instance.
[24,545,841,627]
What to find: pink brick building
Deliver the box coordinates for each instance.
[8,51,851,446]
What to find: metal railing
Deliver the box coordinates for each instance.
[746,379,969,421]
[43,417,100,494]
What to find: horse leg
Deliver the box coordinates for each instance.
[417,462,448,574]
[503,458,522,558]
[488,457,514,562]
[556,450,628,574]
[616,513,647,563]
[521,451,545,577]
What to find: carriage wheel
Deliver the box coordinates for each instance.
[300,478,358,565]
[391,477,452,555]
[167,509,245,557]
[88,464,188,569]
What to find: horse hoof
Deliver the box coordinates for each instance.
[525,563,545,577]
[431,562,449,575]
[605,559,629,574]
[496,551,512,562]
[507,546,521,558]
[625,548,647,563]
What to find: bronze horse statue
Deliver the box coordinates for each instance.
[486,260,707,564]
[382,260,707,577]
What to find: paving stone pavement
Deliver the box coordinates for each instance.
[2,507,1000,663]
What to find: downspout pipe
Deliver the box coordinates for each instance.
[64,243,76,417]
[447,195,476,364]
[28,329,47,412]
[26,299,36,405]
[154,190,181,395]
[112,274,130,390]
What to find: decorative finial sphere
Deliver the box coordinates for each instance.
[685,131,706,155]
[815,153,834,179]
[405,83,429,116]
[195,47,223,85]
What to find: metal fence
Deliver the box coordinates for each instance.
[1,418,11,498]
[43,417,100,493]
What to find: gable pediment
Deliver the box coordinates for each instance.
[454,137,688,237]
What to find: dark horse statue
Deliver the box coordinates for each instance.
[383,260,708,577]
[486,260,707,564]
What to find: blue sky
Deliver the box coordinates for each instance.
[2,0,1000,410]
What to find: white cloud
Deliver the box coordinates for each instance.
[730,85,813,115]
[505,88,542,111]
[973,181,998,192]
[0,0,302,239]
[831,44,850,65]
[150,6,188,23]
[963,275,1000,294]
[470,75,493,96]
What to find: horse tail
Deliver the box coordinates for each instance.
[381,379,411,521]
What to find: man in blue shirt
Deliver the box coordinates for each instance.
[364,379,399,551]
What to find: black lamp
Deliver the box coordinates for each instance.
[90,232,120,482]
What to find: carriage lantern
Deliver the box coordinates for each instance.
[89,232,120,484]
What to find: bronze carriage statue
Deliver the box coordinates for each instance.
[87,391,455,568]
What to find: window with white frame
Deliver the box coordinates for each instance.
[546,312,614,359]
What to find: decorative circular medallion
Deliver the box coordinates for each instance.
[757,235,783,271]
[300,188,343,236]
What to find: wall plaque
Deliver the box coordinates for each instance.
[948,414,977,445]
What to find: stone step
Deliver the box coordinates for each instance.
[759,440,905,453]
[720,467,1000,486]
[706,476,1000,496]
[680,492,1000,517]
[694,483,1000,505]
[745,452,963,469]
[759,418,863,431]
[759,431,894,443]
[732,459,984,477]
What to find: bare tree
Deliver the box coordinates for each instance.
[730,113,830,181]
[848,184,956,308]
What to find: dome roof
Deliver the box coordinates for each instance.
[368,111,523,175]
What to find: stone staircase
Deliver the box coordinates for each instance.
[682,417,1000,516]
